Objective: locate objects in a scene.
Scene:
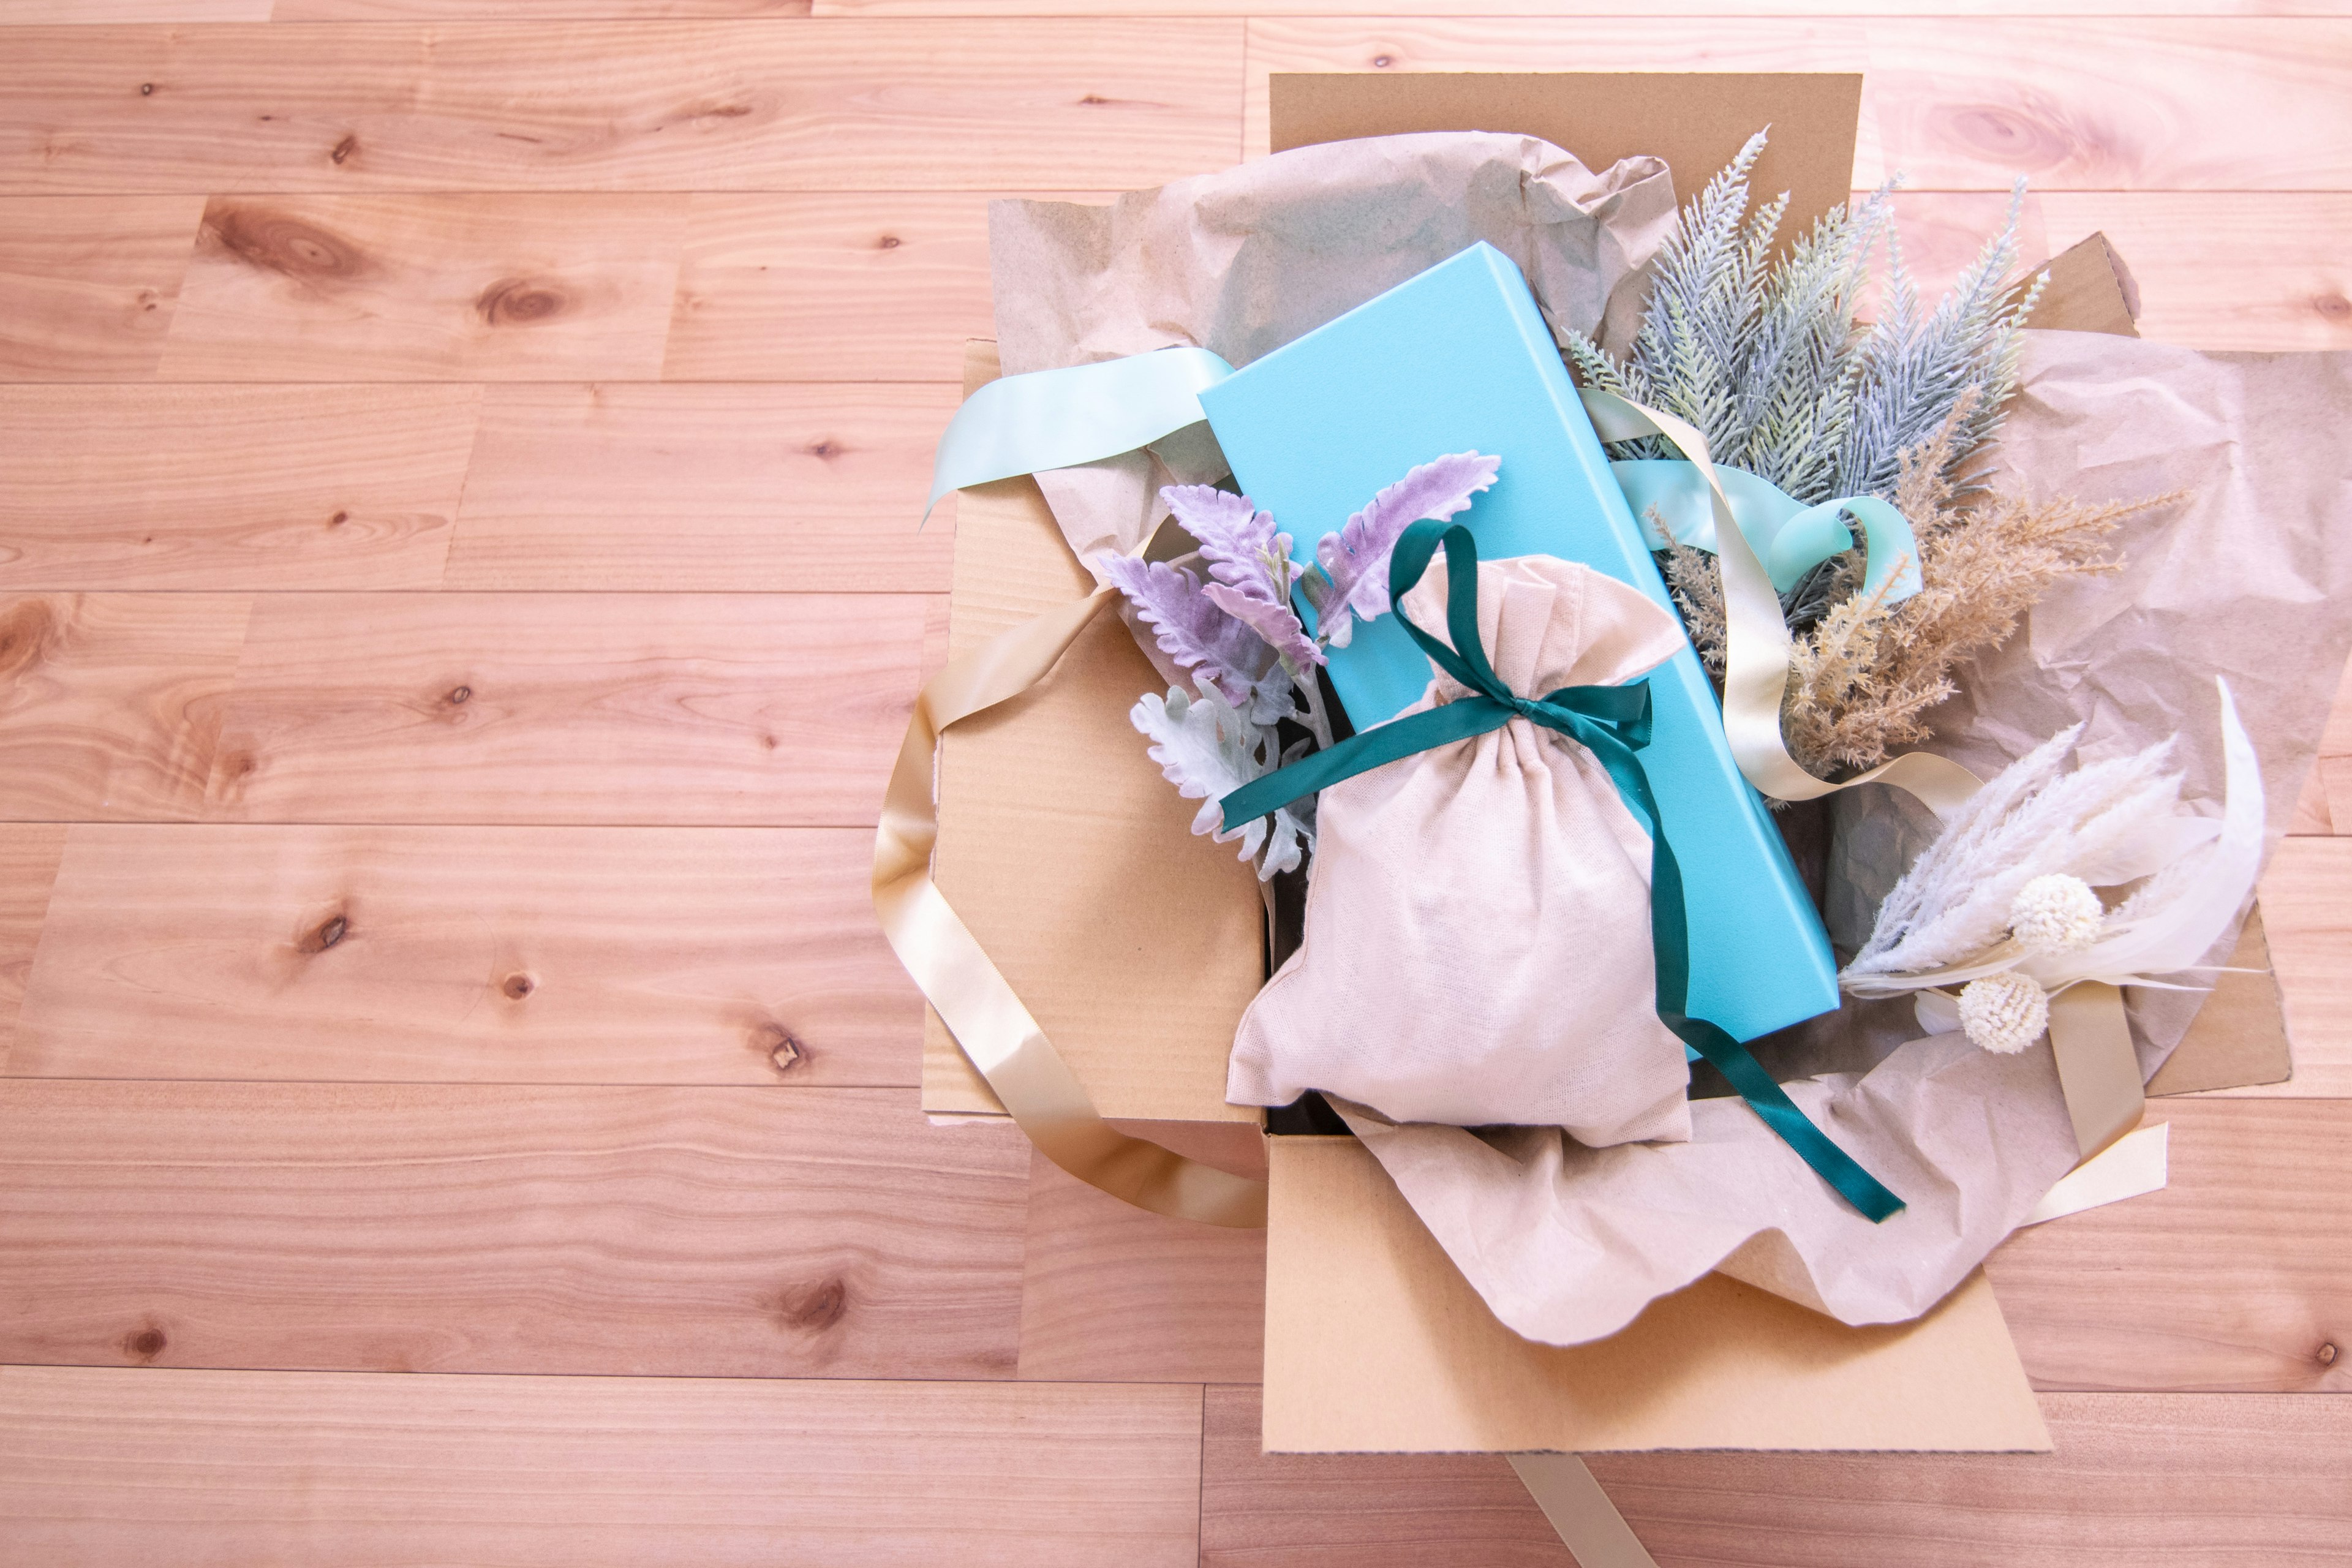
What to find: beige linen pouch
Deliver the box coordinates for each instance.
[1227,554,1695,1146]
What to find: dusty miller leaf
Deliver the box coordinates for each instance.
[1130,685,1311,880]
[1098,553,1272,710]
[1312,452,1500,647]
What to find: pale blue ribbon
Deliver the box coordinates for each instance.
[1613,461,1924,602]
[925,349,1922,605]
[923,346,1237,522]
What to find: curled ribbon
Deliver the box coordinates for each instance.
[872,569,1268,1229]
[1223,519,1905,1221]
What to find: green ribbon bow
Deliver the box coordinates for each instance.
[1220,520,1904,1223]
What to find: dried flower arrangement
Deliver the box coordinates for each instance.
[1565,130,2178,778]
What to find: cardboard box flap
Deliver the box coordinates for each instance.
[922,344,1263,1123]
[1264,1137,2052,1454]
[1269,72,1863,246]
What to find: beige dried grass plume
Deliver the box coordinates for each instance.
[1671,393,2176,777]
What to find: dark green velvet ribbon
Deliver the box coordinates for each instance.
[1220,520,1904,1223]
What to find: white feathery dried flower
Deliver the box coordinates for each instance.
[2008,873,2103,955]
[1957,973,2049,1055]
[1841,679,2267,1017]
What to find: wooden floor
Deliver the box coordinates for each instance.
[2,6,2350,1564]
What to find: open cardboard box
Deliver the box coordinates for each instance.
[921,72,2293,1453]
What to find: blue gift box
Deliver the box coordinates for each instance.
[1197,242,1838,1043]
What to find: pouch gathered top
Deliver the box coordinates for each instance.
[1226,551,1694,1147]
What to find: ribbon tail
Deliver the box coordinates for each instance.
[873,586,1268,1229]
[1509,1455,1661,1568]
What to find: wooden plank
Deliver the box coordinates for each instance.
[281,0,807,15]
[0,21,1245,194]
[0,196,200,381]
[10,824,919,1087]
[0,825,67,1060]
[0,1365,1200,1568]
[1017,1127,1266,1383]
[202,591,929,826]
[0,385,475,591]
[1584,1393,2352,1566]
[827,0,2352,14]
[0,592,250,823]
[666,190,1003,382]
[1985,1099,2351,1393]
[443,382,955,593]
[1,0,266,18]
[1204,1384,2352,1566]
[2229,835,2352,1096]
[0,1081,1028,1379]
[158,194,686,381]
[1200,1382,1575,1568]
[1240,19,2352,190]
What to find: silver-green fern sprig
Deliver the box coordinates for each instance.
[1562,134,2042,520]
[1831,181,2045,500]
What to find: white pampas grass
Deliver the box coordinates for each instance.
[1842,679,2267,1048]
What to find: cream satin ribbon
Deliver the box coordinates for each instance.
[1510,1455,1663,1568]
[872,577,1268,1229]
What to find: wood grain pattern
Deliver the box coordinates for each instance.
[0,1080,1028,1378]
[1986,1100,2351,1392]
[0,197,200,380]
[0,593,249,823]
[281,0,808,15]
[0,22,1245,194]
[830,0,2352,13]
[159,195,687,380]
[1205,1384,2352,1567]
[0,825,67,1059]
[0,385,475,591]
[1586,1392,2352,1568]
[1242,19,2352,191]
[665,191,1006,382]
[10,824,919,1086]
[0,1365,1202,1568]
[443,382,955,592]
[1017,1131,1267,1383]
[203,591,928,825]
[1200,1383,1575,1568]
[0,0,267,18]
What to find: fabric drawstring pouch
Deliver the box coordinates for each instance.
[1224,547,1695,1147]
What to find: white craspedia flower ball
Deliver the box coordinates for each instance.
[1958,972,2051,1055]
[2008,873,2103,955]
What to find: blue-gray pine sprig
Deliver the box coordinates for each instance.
[1562,127,2045,545]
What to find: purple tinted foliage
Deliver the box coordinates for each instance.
[1313,451,1501,647]
[1099,553,1273,709]
[1203,578,1324,675]
[1163,484,1293,599]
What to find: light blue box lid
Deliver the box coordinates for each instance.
[1197,242,1837,1042]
